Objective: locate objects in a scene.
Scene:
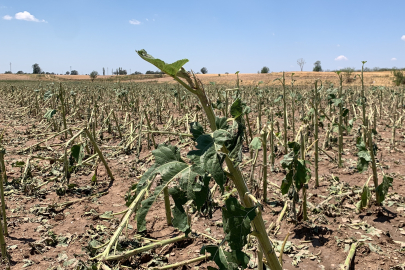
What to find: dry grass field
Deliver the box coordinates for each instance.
[0,71,396,86]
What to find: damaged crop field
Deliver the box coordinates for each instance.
[1,51,405,270]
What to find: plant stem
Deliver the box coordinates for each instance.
[84,128,114,181]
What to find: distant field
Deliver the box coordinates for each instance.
[0,71,396,86]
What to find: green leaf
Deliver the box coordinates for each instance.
[356,137,370,173]
[222,197,257,250]
[136,49,188,76]
[230,98,243,120]
[44,109,57,120]
[200,245,249,270]
[280,170,293,195]
[215,116,228,130]
[169,187,190,235]
[376,175,393,204]
[190,122,204,140]
[249,137,262,150]
[71,144,85,165]
[357,184,371,211]
[136,144,200,232]
[188,132,228,190]
[294,159,311,191]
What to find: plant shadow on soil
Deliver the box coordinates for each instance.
[292,223,332,248]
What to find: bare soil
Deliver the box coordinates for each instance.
[0,83,404,270]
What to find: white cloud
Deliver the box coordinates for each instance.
[3,15,12,20]
[129,19,141,25]
[392,58,397,61]
[335,55,348,61]
[15,11,46,22]
[402,35,405,41]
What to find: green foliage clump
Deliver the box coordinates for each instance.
[261,66,270,74]
[392,69,405,86]
[313,61,322,72]
[32,63,41,74]
[90,71,98,82]
[201,67,208,74]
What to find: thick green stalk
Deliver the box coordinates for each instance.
[189,80,282,270]
[0,214,8,267]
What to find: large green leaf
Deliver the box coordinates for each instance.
[222,197,257,251]
[188,130,231,190]
[376,175,393,204]
[136,144,201,233]
[136,49,188,76]
[200,245,249,270]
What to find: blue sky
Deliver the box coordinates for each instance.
[0,0,404,74]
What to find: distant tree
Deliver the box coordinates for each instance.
[32,63,41,74]
[4,71,11,74]
[145,70,164,74]
[103,67,105,76]
[313,61,322,72]
[17,70,24,74]
[132,71,142,75]
[113,67,127,75]
[297,58,306,71]
[71,70,79,75]
[65,71,70,75]
[225,72,229,75]
[200,67,208,74]
[90,71,99,82]
[261,66,270,73]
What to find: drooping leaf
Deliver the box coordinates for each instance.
[44,109,57,120]
[200,245,250,270]
[136,49,188,76]
[169,187,190,235]
[230,98,243,120]
[249,137,262,150]
[356,137,371,173]
[188,131,230,190]
[222,197,257,250]
[71,144,85,165]
[376,175,393,204]
[190,122,204,140]
[136,144,201,233]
